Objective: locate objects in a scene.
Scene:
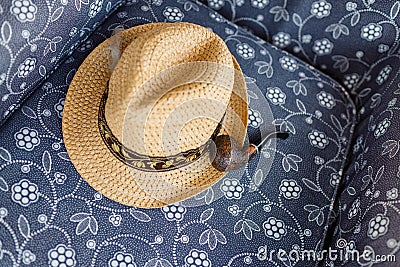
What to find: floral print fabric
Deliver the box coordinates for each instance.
[0,0,123,126]
[0,0,356,266]
[201,0,400,107]
[200,0,400,265]
[326,56,400,266]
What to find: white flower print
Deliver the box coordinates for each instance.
[279,56,298,72]
[376,65,392,85]
[361,23,383,41]
[54,99,65,118]
[48,244,76,267]
[263,217,287,240]
[302,34,312,44]
[185,249,211,267]
[346,2,357,11]
[317,91,336,109]
[220,178,244,199]
[228,205,241,216]
[343,73,359,89]
[374,118,390,138]
[108,252,136,267]
[209,11,225,22]
[378,43,389,53]
[11,179,39,207]
[314,156,325,165]
[15,127,40,151]
[236,0,244,6]
[248,108,263,128]
[236,43,255,59]
[152,0,163,6]
[279,179,302,199]
[18,58,36,78]
[312,38,333,56]
[310,0,332,18]
[330,173,340,187]
[88,0,103,18]
[386,188,398,200]
[69,27,78,37]
[11,0,37,22]
[109,214,122,226]
[266,87,286,105]
[42,82,53,91]
[308,130,329,149]
[344,240,356,252]
[54,172,67,185]
[208,0,224,10]
[163,6,184,22]
[367,214,389,239]
[272,32,291,48]
[251,0,269,9]
[22,250,36,264]
[78,40,93,52]
[161,204,186,221]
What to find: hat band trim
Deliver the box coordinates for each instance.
[98,86,222,172]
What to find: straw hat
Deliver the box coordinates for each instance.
[62,22,248,208]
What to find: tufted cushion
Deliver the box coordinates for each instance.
[324,56,400,266]
[201,0,400,106]
[0,0,355,266]
[198,1,400,265]
[0,0,123,127]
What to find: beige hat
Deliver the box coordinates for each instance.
[62,22,248,208]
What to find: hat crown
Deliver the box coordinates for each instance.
[104,23,235,157]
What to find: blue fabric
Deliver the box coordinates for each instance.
[201,0,400,107]
[0,0,355,266]
[324,57,400,267]
[0,0,124,127]
[200,1,400,265]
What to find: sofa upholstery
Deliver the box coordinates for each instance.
[201,1,398,105]
[0,0,123,126]
[0,0,398,266]
[200,1,400,266]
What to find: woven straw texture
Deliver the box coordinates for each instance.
[62,22,248,208]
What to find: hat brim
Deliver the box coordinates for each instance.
[62,23,248,208]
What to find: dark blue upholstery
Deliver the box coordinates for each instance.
[0,0,399,266]
[323,56,400,267]
[0,0,123,126]
[200,1,400,265]
[201,1,400,106]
